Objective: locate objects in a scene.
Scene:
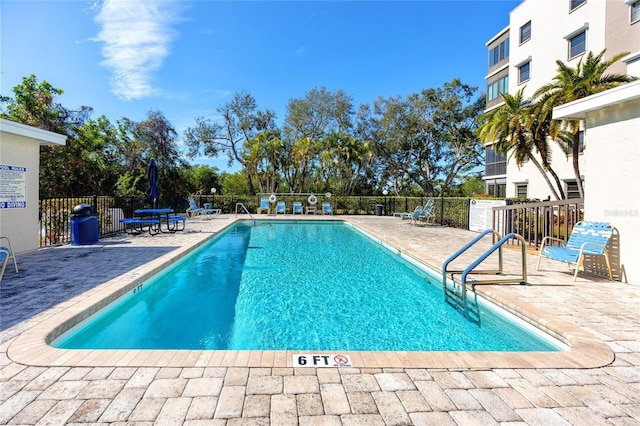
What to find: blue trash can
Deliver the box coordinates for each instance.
[70,204,98,246]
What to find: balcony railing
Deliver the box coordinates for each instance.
[491,198,584,249]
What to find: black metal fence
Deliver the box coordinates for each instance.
[38,194,589,249]
[38,195,474,247]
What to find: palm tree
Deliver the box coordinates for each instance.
[477,89,563,200]
[534,49,635,198]
[528,100,566,199]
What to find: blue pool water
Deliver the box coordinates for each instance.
[54,221,561,352]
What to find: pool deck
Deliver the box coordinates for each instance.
[1,215,639,425]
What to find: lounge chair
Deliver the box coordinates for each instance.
[412,200,436,225]
[258,197,270,214]
[398,205,423,221]
[536,220,614,281]
[292,201,303,215]
[0,236,19,281]
[187,196,220,219]
[276,201,286,214]
[322,202,333,215]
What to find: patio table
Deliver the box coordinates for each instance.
[135,208,180,233]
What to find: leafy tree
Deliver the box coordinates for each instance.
[1,74,91,133]
[283,86,353,142]
[63,115,120,196]
[188,164,221,195]
[242,130,284,194]
[356,103,404,194]
[282,87,355,192]
[318,131,373,195]
[219,171,251,196]
[453,175,485,197]
[119,110,189,204]
[534,50,635,198]
[424,80,485,196]
[363,94,427,195]
[281,136,322,194]
[362,80,483,197]
[1,75,99,197]
[184,91,277,195]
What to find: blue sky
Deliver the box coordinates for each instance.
[1,0,519,171]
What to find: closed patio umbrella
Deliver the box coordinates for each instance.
[146,158,159,208]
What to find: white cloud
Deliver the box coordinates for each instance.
[94,0,183,101]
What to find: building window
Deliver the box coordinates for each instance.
[485,146,507,176]
[520,21,531,44]
[570,0,586,11]
[565,180,581,199]
[518,62,531,84]
[569,30,586,59]
[489,38,510,67]
[631,1,640,23]
[486,179,506,198]
[578,130,585,153]
[486,75,509,102]
[515,184,528,199]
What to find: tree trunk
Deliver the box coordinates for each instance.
[546,166,566,199]
[245,170,256,196]
[527,153,561,200]
[572,131,584,199]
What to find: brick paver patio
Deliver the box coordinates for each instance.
[1,215,638,425]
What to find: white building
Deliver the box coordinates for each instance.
[553,77,640,283]
[0,119,67,254]
[483,0,640,200]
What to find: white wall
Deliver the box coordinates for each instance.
[553,81,640,283]
[0,119,66,254]
[505,0,608,200]
[509,0,608,101]
[582,98,640,283]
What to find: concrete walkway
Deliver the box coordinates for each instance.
[1,215,639,425]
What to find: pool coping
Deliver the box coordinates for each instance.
[7,217,614,370]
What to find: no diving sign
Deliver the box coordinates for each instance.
[293,354,352,368]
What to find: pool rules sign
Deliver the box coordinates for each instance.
[293,354,352,368]
[0,165,27,209]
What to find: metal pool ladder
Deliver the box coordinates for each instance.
[235,203,256,225]
[442,230,528,318]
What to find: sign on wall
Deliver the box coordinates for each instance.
[0,164,27,208]
[468,199,506,232]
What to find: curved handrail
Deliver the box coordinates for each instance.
[442,229,499,275]
[461,233,528,285]
[442,230,527,318]
[235,203,256,225]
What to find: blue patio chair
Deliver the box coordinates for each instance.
[412,199,436,225]
[276,201,286,214]
[0,236,19,281]
[258,197,270,214]
[322,202,333,215]
[187,196,220,219]
[292,201,303,215]
[399,205,423,221]
[536,220,614,281]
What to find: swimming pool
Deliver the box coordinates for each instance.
[53,220,563,352]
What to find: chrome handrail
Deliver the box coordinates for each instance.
[235,203,256,225]
[442,230,527,317]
